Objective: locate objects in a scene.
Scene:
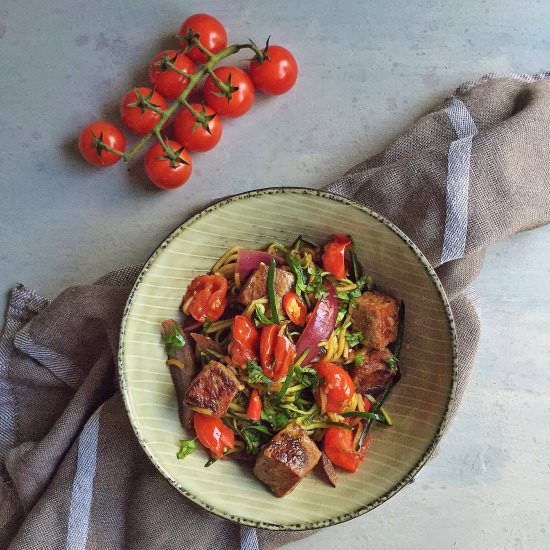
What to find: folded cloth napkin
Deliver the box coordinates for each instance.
[1,73,550,550]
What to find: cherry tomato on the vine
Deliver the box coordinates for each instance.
[173,103,223,152]
[179,14,227,64]
[203,66,255,118]
[249,45,298,95]
[120,87,168,135]
[149,50,196,100]
[144,140,192,190]
[78,121,125,167]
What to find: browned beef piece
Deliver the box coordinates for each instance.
[253,423,321,497]
[161,320,198,429]
[237,263,295,311]
[319,451,338,487]
[190,332,224,355]
[350,347,396,396]
[350,291,399,350]
[184,360,239,417]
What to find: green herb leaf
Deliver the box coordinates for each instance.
[254,305,274,326]
[261,409,290,430]
[241,424,271,454]
[385,354,399,369]
[293,365,320,391]
[354,351,366,367]
[199,352,210,366]
[336,302,348,323]
[246,361,272,388]
[202,317,211,332]
[341,411,386,422]
[162,322,186,359]
[176,438,197,460]
[275,364,294,402]
[345,331,365,348]
[287,255,307,298]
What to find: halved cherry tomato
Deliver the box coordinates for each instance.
[249,45,298,95]
[182,274,228,323]
[246,389,262,421]
[260,324,295,379]
[203,66,255,118]
[282,292,307,326]
[229,315,259,366]
[120,87,168,135]
[149,50,196,100]
[314,361,355,413]
[324,425,371,472]
[322,234,352,280]
[193,413,235,458]
[179,14,227,64]
[78,121,125,167]
[173,103,222,152]
[144,140,192,190]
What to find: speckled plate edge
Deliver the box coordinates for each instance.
[118,187,458,531]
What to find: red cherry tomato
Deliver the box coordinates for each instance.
[282,292,307,326]
[149,50,196,100]
[229,315,259,366]
[259,324,295,379]
[324,425,371,472]
[182,274,228,323]
[322,234,352,280]
[144,140,192,190]
[173,103,223,152]
[246,389,262,421]
[179,14,227,64]
[314,361,355,413]
[193,413,235,458]
[120,87,168,135]
[78,122,125,167]
[249,45,298,95]
[204,66,255,118]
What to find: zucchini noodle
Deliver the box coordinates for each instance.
[210,246,241,274]
[243,297,269,319]
[204,318,234,334]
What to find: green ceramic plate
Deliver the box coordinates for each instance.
[118,188,457,530]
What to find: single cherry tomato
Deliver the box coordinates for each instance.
[259,324,295,379]
[203,66,255,118]
[246,389,262,421]
[193,413,235,458]
[282,292,307,326]
[182,274,228,323]
[144,140,192,190]
[260,323,278,377]
[322,234,352,280]
[249,45,298,95]
[314,361,355,413]
[120,87,168,135]
[173,103,222,152]
[149,50,196,100]
[324,425,371,472]
[78,122,125,167]
[229,315,259,366]
[179,14,227,64]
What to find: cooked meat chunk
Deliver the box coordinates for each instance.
[237,262,295,310]
[350,291,398,350]
[319,451,338,487]
[350,348,397,396]
[184,360,239,417]
[253,423,321,497]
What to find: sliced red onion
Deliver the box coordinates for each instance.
[295,282,338,365]
[236,249,283,280]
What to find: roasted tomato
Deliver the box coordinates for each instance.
[324,425,371,472]
[229,315,259,366]
[314,361,355,413]
[246,389,262,421]
[260,324,295,379]
[322,234,352,280]
[182,274,228,322]
[193,413,235,458]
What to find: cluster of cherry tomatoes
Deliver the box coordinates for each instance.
[78,14,298,189]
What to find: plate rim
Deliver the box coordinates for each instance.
[118,186,458,531]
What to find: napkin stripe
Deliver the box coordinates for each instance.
[66,405,103,550]
[441,97,478,263]
[240,526,260,550]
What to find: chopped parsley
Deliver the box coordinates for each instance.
[293,365,321,391]
[246,361,272,388]
[176,438,197,460]
[345,330,366,348]
[162,322,186,358]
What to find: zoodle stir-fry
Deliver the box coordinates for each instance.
[161,235,404,496]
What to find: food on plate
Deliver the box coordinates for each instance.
[162,235,404,496]
[78,14,297,188]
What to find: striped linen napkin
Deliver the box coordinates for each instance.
[1,73,549,549]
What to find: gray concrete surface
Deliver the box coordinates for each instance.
[1,0,549,548]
